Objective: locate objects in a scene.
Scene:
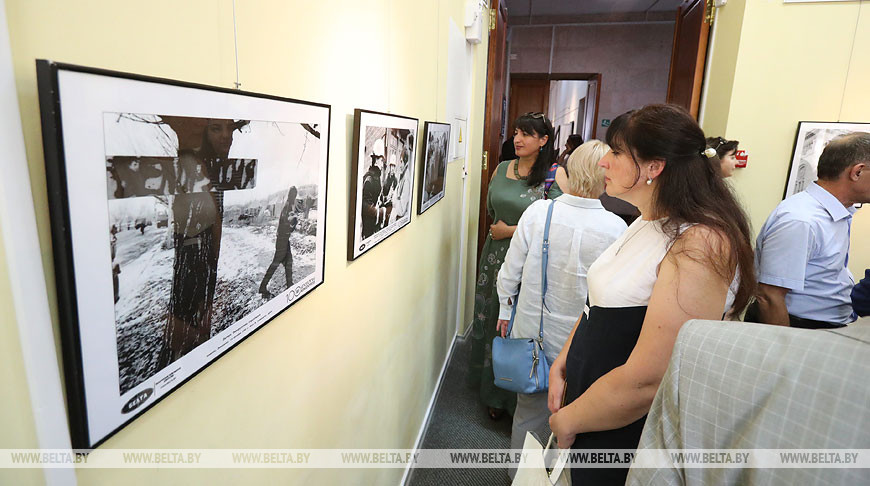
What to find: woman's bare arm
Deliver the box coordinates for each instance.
[549,226,733,447]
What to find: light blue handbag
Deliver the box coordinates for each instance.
[492,200,555,394]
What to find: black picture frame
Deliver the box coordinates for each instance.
[417,121,451,215]
[36,60,331,448]
[348,108,419,260]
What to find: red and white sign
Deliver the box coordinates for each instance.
[735,149,748,168]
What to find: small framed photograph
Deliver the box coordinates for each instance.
[785,121,870,199]
[556,121,574,152]
[418,121,451,214]
[348,109,418,260]
[36,60,330,448]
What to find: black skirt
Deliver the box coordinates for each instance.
[565,305,648,485]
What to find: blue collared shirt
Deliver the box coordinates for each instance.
[755,183,857,324]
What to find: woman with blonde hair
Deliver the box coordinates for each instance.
[495,140,627,476]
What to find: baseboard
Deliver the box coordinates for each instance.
[399,329,465,486]
[461,319,472,339]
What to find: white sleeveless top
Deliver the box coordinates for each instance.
[587,218,737,313]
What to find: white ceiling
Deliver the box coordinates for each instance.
[503,0,684,17]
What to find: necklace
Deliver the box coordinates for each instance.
[513,160,528,180]
[615,219,653,255]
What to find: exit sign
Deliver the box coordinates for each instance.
[601,119,611,127]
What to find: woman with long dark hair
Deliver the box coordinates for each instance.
[469,112,562,420]
[547,105,757,485]
[706,136,740,177]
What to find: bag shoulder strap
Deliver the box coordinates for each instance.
[505,200,556,339]
[543,163,559,199]
[538,200,555,340]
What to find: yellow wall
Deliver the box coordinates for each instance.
[0,225,43,485]
[704,0,870,276]
[2,0,487,484]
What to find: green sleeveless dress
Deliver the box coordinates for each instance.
[469,160,562,412]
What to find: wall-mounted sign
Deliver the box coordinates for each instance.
[601,119,611,127]
[451,117,468,162]
[735,149,748,168]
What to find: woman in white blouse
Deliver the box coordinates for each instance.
[495,140,627,467]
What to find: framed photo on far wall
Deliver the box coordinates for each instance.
[36,60,330,448]
[348,109,418,260]
[785,121,870,199]
[418,121,451,214]
[558,121,574,151]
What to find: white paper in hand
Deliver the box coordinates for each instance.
[512,432,571,486]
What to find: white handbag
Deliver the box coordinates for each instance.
[512,432,571,486]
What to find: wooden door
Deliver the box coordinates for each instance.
[477,0,509,261]
[506,78,550,139]
[586,75,600,139]
[666,0,712,118]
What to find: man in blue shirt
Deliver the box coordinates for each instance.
[754,132,870,328]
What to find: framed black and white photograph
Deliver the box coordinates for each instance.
[36,61,330,448]
[785,121,870,199]
[348,109,418,260]
[418,121,450,214]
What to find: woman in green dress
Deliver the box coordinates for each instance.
[469,112,564,420]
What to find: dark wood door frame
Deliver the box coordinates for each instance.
[586,76,600,140]
[666,0,711,119]
[477,0,509,263]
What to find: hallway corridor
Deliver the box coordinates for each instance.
[406,336,513,486]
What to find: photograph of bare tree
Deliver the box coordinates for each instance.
[37,60,329,448]
[105,114,323,394]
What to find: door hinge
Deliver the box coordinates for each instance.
[489,8,496,31]
[705,0,716,25]
[482,150,489,171]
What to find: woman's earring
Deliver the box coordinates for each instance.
[539,146,543,152]
[646,177,653,185]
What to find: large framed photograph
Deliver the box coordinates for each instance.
[785,121,870,199]
[418,121,451,214]
[348,109,418,260]
[36,61,330,448]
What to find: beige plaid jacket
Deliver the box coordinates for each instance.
[627,318,870,485]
